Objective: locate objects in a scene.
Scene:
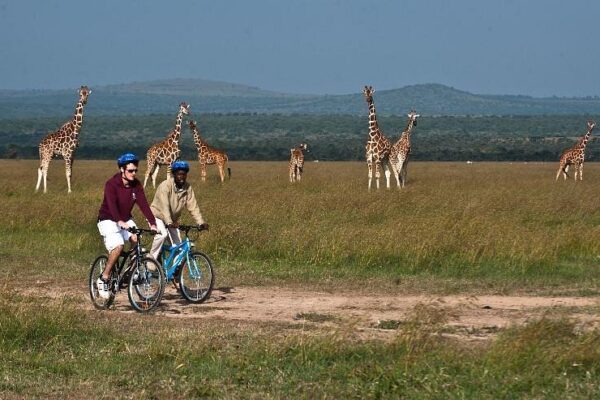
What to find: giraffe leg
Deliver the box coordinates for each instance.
[144,160,155,188]
[565,165,571,180]
[390,161,400,188]
[65,158,73,193]
[36,152,50,193]
[555,164,563,181]
[35,165,44,192]
[152,165,160,188]
[575,163,582,181]
[43,166,48,193]
[201,164,207,182]
[367,163,373,190]
[297,165,303,181]
[375,163,381,190]
[400,160,409,188]
[218,164,225,182]
[38,159,50,194]
[384,164,391,189]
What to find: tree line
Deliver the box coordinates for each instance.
[2,113,599,162]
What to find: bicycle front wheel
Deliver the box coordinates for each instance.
[179,251,215,303]
[89,255,115,310]
[127,257,165,312]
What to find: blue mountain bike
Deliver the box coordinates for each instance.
[161,224,215,303]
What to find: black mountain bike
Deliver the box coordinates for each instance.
[89,227,165,312]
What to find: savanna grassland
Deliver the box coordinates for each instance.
[1,159,600,398]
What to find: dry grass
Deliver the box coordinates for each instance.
[2,158,600,397]
[3,159,600,294]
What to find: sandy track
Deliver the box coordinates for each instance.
[34,283,600,340]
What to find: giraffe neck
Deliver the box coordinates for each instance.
[169,110,184,144]
[71,97,87,134]
[402,119,415,141]
[366,97,381,140]
[577,127,594,150]
[191,126,205,152]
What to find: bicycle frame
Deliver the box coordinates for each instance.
[161,236,193,281]
[112,231,149,290]
[160,225,208,283]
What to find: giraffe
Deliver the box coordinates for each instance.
[143,102,190,188]
[289,143,308,183]
[389,110,420,188]
[363,85,393,190]
[35,85,92,193]
[188,120,231,182]
[556,120,596,181]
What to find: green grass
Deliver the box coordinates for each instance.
[1,293,599,398]
[2,159,600,397]
[3,159,600,294]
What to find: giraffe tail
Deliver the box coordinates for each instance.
[227,167,231,179]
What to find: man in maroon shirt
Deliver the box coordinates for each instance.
[96,153,158,299]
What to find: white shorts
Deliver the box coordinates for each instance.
[97,219,137,252]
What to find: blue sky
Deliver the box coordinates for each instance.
[1,0,599,96]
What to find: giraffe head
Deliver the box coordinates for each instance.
[362,85,374,99]
[588,120,596,131]
[179,102,190,116]
[188,120,197,131]
[299,143,308,152]
[78,86,91,105]
[407,110,420,126]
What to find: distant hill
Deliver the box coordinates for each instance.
[1,79,600,117]
[99,78,300,97]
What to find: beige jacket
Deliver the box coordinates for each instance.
[150,178,206,226]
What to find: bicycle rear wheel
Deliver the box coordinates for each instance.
[179,251,215,303]
[127,256,165,312]
[89,255,115,310]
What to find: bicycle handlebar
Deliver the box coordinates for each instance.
[126,227,158,235]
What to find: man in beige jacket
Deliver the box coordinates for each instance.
[149,160,208,260]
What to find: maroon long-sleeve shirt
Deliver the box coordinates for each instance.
[97,173,157,226]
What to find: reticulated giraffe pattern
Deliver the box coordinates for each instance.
[35,85,91,193]
[363,85,393,190]
[556,120,596,181]
[289,143,308,183]
[188,120,230,182]
[389,110,420,188]
[144,102,190,188]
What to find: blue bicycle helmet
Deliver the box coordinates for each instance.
[171,160,190,173]
[117,153,139,167]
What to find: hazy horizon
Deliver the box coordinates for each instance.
[1,0,599,97]
[4,79,600,100]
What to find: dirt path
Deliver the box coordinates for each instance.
[32,283,600,340]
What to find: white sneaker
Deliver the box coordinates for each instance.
[97,277,110,299]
